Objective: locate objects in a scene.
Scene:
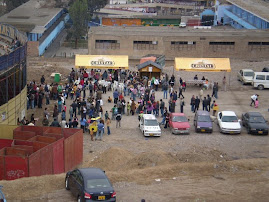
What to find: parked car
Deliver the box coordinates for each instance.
[65,168,116,202]
[139,114,161,137]
[252,72,269,90]
[179,22,186,28]
[0,186,6,202]
[237,69,254,84]
[217,111,241,134]
[169,113,190,134]
[242,112,268,135]
[194,110,213,133]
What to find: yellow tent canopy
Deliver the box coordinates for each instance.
[174,58,231,72]
[75,55,129,69]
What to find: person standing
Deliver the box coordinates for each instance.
[96,121,104,141]
[90,128,94,141]
[194,96,200,112]
[222,76,227,91]
[131,100,136,115]
[113,89,119,104]
[180,98,185,113]
[212,100,219,116]
[199,88,203,100]
[115,113,122,128]
[190,95,195,113]
[164,113,170,129]
[162,81,168,99]
[106,117,111,135]
[160,99,165,117]
[202,97,208,111]
[207,95,211,112]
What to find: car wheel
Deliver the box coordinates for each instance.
[77,195,82,202]
[65,177,70,190]
[258,85,264,90]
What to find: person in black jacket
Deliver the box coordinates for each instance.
[194,96,200,112]
[50,118,61,127]
[202,97,208,111]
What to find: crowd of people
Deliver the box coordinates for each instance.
[18,67,226,140]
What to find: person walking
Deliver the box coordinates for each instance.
[178,85,184,99]
[131,100,136,115]
[199,88,203,100]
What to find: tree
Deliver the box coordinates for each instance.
[87,0,107,16]
[4,0,29,12]
[69,0,89,49]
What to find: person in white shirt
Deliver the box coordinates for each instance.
[250,94,258,106]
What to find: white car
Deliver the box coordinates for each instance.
[217,111,241,134]
[179,22,186,28]
[237,69,254,84]
[139,114,161,137]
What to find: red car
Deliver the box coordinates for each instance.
[169,113,190,134]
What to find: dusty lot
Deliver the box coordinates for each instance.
[1,58,269,202]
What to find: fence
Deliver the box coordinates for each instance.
[0,125,83,180]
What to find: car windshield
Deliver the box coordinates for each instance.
[249,116,266,123]
[244,72,254,76]
[86,178,111,189]
[197,115,211,122]
[172,116,188,122]
[145,119,159,126]
[222,116,238,122]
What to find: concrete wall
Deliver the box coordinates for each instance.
[0,87,27,126]
[88,31,269,60]
[27,41,39,57]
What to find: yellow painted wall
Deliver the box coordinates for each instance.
[0,87,27,126]
[0,125,17,139]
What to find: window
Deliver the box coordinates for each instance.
[266,76,269,80]
[248,42,269,51]
[133,41,158,50]
[209,42,235,51]
[256,75,265,80]
[171,41,196,51]
[95,40,120,49]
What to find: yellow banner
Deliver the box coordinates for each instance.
[175,58,231,72]
[75,55,129,69]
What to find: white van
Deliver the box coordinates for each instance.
[252,72,269,90]
[139,114,161,137]
[237,69,254,84]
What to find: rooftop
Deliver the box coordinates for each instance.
[89,26,269,37]
[0,0,62,33]
[227,0,269,22]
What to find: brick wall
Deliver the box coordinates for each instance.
[27,41,39,57]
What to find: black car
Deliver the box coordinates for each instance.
[242,112,268,135]
[65,168,116,202]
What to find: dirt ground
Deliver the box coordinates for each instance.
[1,58,269,202]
